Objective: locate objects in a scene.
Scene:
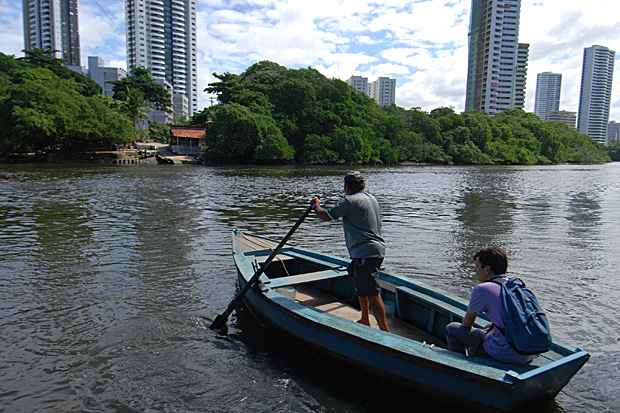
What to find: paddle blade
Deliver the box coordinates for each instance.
[209,312,229,331]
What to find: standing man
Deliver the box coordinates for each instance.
[311,172,389,331]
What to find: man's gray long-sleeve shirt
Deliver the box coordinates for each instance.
[326,192,385,259]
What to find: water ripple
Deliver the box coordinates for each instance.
[1,163,619,412]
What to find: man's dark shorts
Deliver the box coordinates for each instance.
[349,257,384,297]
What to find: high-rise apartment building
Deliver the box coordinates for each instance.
[547,111,576,129]
[514,43,529,109]
[22,0,81,66]
[347,76,369,95]
[88,56,127,97]
[608,121,620,144]
[369,77,396,107]
[577,45,615,144]
[126,0,198,119]
[534,72,562,120]
[465,0,523,115]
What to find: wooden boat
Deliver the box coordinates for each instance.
[155,153,201,165]
[155,153,174,164]
[232,229,590,412]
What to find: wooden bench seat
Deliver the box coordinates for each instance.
[264,268,348,289]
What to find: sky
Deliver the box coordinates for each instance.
[1,0,620,120]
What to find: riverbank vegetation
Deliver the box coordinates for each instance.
[608,143,620,161]
[0,51,171,158]
[0,51,133,156]
[1,54,611,165]
[194,61,610,165]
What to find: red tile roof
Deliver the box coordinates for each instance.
[170,127,206,139]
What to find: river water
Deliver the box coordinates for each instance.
[1,163,619,412]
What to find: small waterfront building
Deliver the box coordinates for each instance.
[547,111,576,129]
[170,126,206,155]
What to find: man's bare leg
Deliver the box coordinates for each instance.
[357,296,371,326]
[369,295,390,331]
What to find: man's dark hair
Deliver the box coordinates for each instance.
[344,171,366,193]
[474,247,508,275]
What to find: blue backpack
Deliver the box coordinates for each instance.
[492,277,552,355]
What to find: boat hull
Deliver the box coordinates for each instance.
[232,232,589,412]
[239,273,516,411]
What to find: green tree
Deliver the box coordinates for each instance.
[201,60,610,166]
[331,126,372,164]
[0,52,133,156]
[111,67,172,126]
[608,143,620,161]
[148,122,171,143]
[449,140,493,164]
[205,103,293,163]
[20,48,101,96]
[204,72,243,104]
[302,134,339,164]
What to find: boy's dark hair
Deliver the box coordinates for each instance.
[344,171,366,193]
[474,247,508,275]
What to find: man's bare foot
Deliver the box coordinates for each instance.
[356,319,370,326]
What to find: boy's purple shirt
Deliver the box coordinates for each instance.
[468,281,533,365]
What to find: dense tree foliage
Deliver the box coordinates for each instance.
[19,49,102,97]
[608,143,620,161]
[0,52,133,156]
[194,61,609,165]
[111,67,172,126]
[147,122,171,143]
[203,103,293,162]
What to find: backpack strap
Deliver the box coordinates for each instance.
[485,275,507,336]
[487,275,506,286]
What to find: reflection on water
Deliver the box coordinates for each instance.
[453,169,518,285]
[1,163,619,412]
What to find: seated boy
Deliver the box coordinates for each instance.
[445,247,533,365]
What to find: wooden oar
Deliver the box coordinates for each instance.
[209,202,316,331]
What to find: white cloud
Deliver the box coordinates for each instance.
[368,63,411,77]
[397,46,469,110]
[0,3,23,56]
[1,0,619,120]
[78,2,125,67]
[314,53,379,80]
[357,35,376,45]
[520,0,620,120]
[107,59,127,71]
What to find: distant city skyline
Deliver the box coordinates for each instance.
[1,0,619,120]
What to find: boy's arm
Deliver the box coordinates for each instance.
[462,311,477,329]
[463,285,484,328]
